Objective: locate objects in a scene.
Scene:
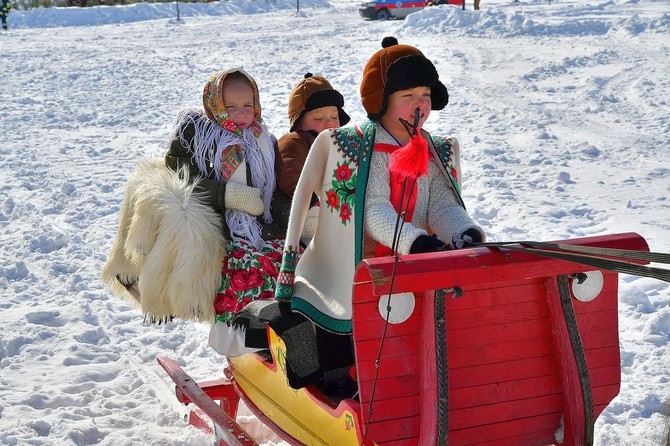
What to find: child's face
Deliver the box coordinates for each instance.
[222,80,255,129]
[383,86,432,131]
[299,106,340,134]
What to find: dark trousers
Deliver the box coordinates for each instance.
[266,304,354,389]
[1,16,6,30]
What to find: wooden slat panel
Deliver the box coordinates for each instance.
[362,395,420,423]
[573,308,619,332]
[579,326,621,350]
[354,318,420,341]
[445,281,546,310]
[447,318,550,349]
[449,355,557,389]
[449,412,561,445]
[355,294,423,322]
[445,296,547,331]
[592,383,621,409]
[465,427,558,446]
[449,393,563,430]
[356,376,418,402]
[360,414,419,444]
[356,355,419,383]
[365,437,418,446]
[447,336,554,368]
[449,374,562,410]
[584,345,620,368]
[355,335,420,362]
[589,365,621,387]
[571,282,618,314]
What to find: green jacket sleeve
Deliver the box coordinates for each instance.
[164,120,228,213]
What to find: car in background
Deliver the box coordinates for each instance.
[359,0,463,21]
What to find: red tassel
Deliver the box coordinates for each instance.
[388,133,429,179]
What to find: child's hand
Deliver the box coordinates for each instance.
[410,234,448,254]
[224,182,264,216]
[451,228,483,249]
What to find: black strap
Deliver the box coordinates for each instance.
[479,242,670,283]
[557,275,594,445]
[483,240,670,264]
[435,289,448,445]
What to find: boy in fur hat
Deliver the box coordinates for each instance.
[275,73,351,244]
[271,37,486,390]
[165,68,287,356]
[277,73,350,198]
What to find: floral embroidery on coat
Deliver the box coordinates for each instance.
[325,161,356,225]
[275,244,301,300]
[431,135,459,193]
[324,126,367,226]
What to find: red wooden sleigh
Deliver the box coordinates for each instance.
[158,232,651,446]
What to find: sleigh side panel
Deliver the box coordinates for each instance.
[352,233,647,445]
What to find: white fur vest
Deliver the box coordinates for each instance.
[101,158,225,323]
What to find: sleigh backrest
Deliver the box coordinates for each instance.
[351,233,648,446]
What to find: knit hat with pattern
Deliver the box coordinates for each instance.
[288,73,351,132]
[360,37,449,120]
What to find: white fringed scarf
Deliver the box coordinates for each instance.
[173,109,276,250]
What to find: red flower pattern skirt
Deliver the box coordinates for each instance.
[213,238,283,325]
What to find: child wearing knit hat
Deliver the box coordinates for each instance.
[269,38,486,391]
[276,73,350,198]
[275,73,351,245]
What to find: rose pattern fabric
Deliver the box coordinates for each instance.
[325,161,356,226]
[213,238,283,324]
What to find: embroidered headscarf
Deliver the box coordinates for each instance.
[203,69,264,137]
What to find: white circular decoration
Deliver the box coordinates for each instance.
[378,292,415,324]
[571,270,604,302]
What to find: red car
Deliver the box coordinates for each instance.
[359,0,464,20]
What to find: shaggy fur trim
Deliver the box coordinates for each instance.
[101,158,225,322]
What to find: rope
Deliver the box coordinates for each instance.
[435,288,449,445]
[363,177,417,441]
[557,275,594,445]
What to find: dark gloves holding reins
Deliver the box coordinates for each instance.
[410,228,484,254]
[410,234,449,254]
[451,228,483,249]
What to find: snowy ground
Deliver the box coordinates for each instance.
[0,0,669,444]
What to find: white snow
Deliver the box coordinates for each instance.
[1,0,669,444]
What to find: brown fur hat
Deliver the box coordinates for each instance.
[360,37,449,120]
[288,73,350,132]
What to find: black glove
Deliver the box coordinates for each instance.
[451,228,483,249]
[410,234,448,254]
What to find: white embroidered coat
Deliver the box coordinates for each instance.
[275,120,485,334]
